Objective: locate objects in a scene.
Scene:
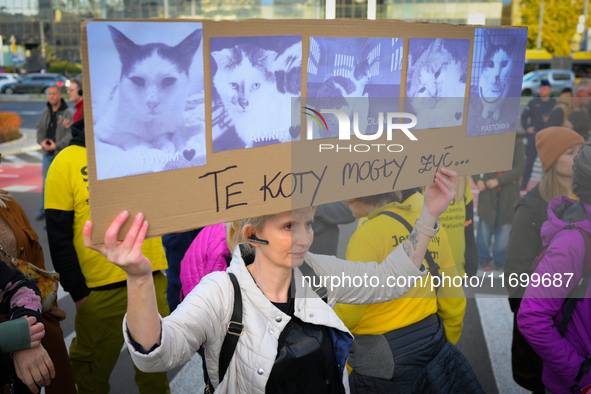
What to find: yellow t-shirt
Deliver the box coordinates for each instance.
[436,182,473,277]
[334,196,465,345]
[45,145,167,288]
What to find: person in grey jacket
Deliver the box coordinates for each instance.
[35,85,73,221]
[83,168,458,394]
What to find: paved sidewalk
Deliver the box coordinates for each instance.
[0,128,41,156]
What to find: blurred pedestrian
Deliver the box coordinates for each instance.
[565,110,591,141]
[310,202,355,256]
[35,85,72,221]
[336,191,479,393]
[549,78,591,128]
[424,177,478,277]
[517,140,591,394]
[62,78,84,125]
[520,80,556,190]
[506,127,584,394]
[44,119,171,394]
[473,133,525,270]
[0,190,76,394]
[0,261,54,394]
[162,229,201,312]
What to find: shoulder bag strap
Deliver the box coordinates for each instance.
[218,272,244,384]
[299,261,328,303]
[377,211,441,280]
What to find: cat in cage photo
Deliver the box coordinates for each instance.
[87,21,207,180]
[306,37,403,139]
[466,28,527,137]
[404,38,470,130]
[210,35,302,152]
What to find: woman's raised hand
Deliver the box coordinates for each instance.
[83,211,153,278]
[423,168,458,221]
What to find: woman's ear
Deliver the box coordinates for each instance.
[242,225,259,248]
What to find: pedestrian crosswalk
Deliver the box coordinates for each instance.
[1,151,43,165]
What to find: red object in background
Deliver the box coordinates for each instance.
[583,384,590,394]
[0,164,42,192]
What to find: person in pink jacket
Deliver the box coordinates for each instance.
[518,141,591,394]
[179,223,229,299]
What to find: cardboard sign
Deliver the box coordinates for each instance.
[81,19,527,243]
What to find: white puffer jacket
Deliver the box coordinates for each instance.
[123,244,426,393]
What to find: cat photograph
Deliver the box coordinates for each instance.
[466,28,527,137]
[87,21,206,180]
[210,35,302,152]
[405,38,469,130]
[307,37,403,139]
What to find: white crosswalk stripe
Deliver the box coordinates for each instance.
[476,296,529,394]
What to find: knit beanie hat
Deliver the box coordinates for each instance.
[535,127,585,172]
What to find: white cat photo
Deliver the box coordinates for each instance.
[405,38,470,130]
[87,21,207,180]
[210,36,302,152]
[466,28,527,137]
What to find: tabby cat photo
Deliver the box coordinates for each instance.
[405,38,469,130]
[87,21,206,180]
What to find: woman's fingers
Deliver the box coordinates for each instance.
[82,220,108,255]
[131,220,149,257]
[121,213,145,251]
[104,211,129,250]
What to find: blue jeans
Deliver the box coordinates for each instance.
[161,229,201,312]
[522,133,537,188]
[40,154,55,215]
[477,210,511,267]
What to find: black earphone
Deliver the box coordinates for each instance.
[75,79,83,97]
[248,234,269,245]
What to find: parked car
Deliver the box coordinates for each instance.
[0,74,19,90]
[521,69,575,96]
[1,73,68,94]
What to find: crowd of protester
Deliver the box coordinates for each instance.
[0,78,590,394]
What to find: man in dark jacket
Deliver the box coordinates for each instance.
[520,80,556,190]
[36,85,73,221]
[472,134,525,270]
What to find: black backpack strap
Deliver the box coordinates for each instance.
[299,261,328,303]
[558,227,591,338]
[378,211,441,282]
[218,272,243,383]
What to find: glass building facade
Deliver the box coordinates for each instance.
[0,0,512,65]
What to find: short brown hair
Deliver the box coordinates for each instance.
[354,191,403,207]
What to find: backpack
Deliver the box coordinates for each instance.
[200,261,327,393]
[530,225,591,337]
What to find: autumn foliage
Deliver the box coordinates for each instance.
[0,112,22,143]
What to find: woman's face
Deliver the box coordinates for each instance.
[556,144,582,178]
[254,207,314,268]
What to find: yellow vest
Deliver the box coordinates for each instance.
[45,145,167,288]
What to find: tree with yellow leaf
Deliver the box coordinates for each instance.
[521,0,586,56]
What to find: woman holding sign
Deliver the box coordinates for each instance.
[83,168,457,394]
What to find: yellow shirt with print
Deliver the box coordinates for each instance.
[435,181,473,277]
[334,196,465,346]
[44,145,167,288]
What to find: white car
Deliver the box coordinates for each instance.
[0,74,19,90]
